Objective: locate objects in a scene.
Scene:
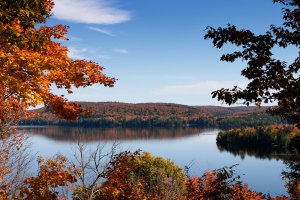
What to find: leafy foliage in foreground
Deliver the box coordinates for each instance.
[20,155,79,200]
[0,0,115,136]
[283,160,300,200]
[0,150,298,199]
[205,0,300,127]
[99,151,185,200]
[185,166,264,200]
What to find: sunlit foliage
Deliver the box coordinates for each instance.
[99,151,186,200]
[0,0,115,135]
[20,155,80,200]
[0,149,298,199]
[185,166,264,200]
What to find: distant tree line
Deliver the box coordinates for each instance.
[20,114,285,129]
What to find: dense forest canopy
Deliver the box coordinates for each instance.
[21,102,286,129]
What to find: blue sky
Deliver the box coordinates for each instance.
[49,0,286,105]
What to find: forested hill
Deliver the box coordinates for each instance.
[20,102,286,129]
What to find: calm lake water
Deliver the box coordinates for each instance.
[18,126,286,196]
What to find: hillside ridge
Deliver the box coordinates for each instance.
[23,102,283,129]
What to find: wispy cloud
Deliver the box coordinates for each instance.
[53,0,131,24]
[68,47,88,60]
[152,81,248,96]
[89,27,115,37]
[113,48,128,54]
[99,54,112,60]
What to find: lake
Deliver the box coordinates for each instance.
[18,126,286,196]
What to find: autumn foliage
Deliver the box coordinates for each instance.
[0,0,115,134]
[19,155,79,200]
[1,0,300,199]
[185,168,264,200]
[217,125,300,160]
[99,151,186,200]
[22,102,285,130]
[0,150,294,199]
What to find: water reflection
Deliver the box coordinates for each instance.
[217,138,300,161]
[217,137,300,198]
[18,126,208,142]
[16,126,287,195]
